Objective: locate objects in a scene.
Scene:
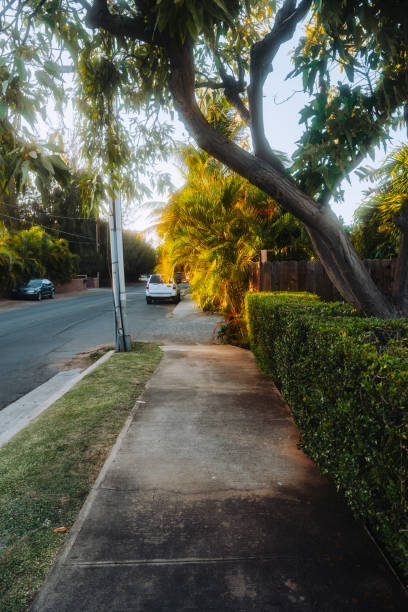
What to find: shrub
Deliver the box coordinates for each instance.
[0,224,78,293]
[246,291,408,583]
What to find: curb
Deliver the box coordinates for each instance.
[0,350,115,448]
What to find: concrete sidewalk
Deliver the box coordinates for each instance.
[32,345,406,611]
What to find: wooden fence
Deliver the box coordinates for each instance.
[249,254,396,301]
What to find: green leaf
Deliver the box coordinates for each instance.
[43,60,63,80]
[35,70,55,89]
[42,142,64,153]
[15,57,26,80]
[213,0,235,23]
[344,63,354,82]
[48,154,70,173]
[0,101,7,120]
[20,159,30,187]
[39,155,55,176]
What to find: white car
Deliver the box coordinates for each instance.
[146,274,181,304]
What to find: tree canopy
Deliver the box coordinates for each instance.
[0,223,78,291]
[1,0,408,316]
[1,170,158,285]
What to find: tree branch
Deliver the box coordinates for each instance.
[75,0,91,11]
[22,0,47,45]
[84,0,159,44]
[167,38,396,318]
[212,49,250,125]
[195,80,226,90]
[248,0,312,172]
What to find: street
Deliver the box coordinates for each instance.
[0,286,219,411]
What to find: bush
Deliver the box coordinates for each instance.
[0,224,78,293]
[246,291,408,583]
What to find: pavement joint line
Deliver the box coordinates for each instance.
[140,384,278,391]
[65,555,302,567]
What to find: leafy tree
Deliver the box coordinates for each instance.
[21,171,106,277]
[4,173,157,283]
[157,146,312,314]
[0,224,78,292]
[2,1,408,316]
[122,230,157,282]
[351,206,398,261]
[0,222,21,288]
[352,144,408,309]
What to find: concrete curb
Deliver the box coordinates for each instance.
[0,350,115,448]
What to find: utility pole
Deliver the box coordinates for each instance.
[107,93,131,352]
[105,90,131,352]
[96,217,100,253]
[108,187,132,351]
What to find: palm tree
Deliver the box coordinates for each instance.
[0,224,78,294]
[353,145,408,246]
[157,147,312,318]
[352,143,408,309]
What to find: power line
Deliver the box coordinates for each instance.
[0,211,95,242]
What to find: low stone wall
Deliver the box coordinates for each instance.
[86,276,99,289]
[56,278,87,293]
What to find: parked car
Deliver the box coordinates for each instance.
[13,278,55,300]
[145,274,180,304]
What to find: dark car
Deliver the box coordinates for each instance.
[13,279,55,300]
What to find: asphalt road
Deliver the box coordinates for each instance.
[0,286,219,411]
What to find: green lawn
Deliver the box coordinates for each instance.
[0,343,162,611]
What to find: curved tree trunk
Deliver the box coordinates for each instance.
[168,41,398,318]
[85,1,402,319]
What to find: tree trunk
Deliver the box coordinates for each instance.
[168,42,398,318]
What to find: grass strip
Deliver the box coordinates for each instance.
[0,342,162,611]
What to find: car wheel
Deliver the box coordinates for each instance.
[146,297,152,304]
[50,290,55,299]
[36,292,42,301]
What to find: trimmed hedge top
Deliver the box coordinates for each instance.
[246,291,408,584]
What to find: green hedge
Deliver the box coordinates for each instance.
[246,291,408,583]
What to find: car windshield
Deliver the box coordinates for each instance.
[149,275,166,284]
[25,280,42,287]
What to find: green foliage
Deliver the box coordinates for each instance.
[157,146,312,320]
[0,1,174,218]
[1,0,407,217]
[351,144,408,258]
[290,1,406,202]
[246,291,408,582]
[6,171,157,283]
[0,1,407,211]
[122,230,157,282]
[0,223,77,292]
